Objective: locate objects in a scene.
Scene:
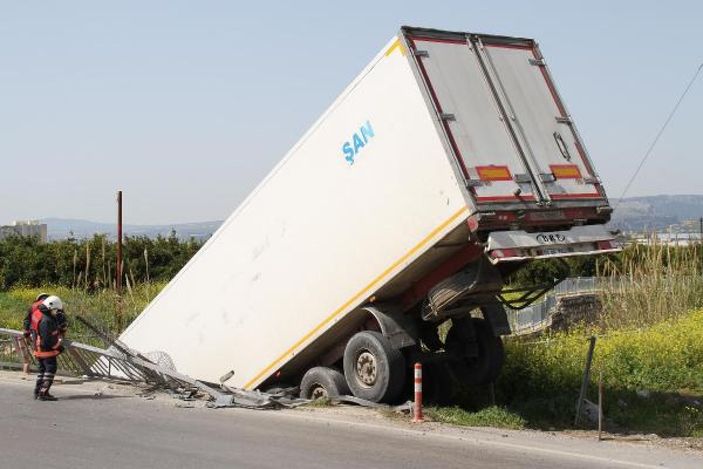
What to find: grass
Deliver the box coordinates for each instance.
[430,241,703,435]
[459,241,703,436]
[425,405,526,429]
[429,310,703,436]
[0,283,165,342]
[597,241,703,329]
[504,310,703,394]
[494,309,703,436]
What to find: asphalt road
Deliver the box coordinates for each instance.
[0,375,700,469]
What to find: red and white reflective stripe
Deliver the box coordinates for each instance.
[597,240,615,250]
[490,248,518,259]
[412,362,424,423]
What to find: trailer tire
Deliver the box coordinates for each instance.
[424,362,456,405]
[300,367,350,400]
[343,331,406,403]
[448,318,504,385]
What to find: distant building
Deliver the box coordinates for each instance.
[0,220,48,243]
[629,231,702,247]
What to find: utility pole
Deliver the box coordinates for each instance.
[699,217,702,243]
[116,190,123,331]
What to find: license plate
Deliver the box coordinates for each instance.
[532,247,569,256]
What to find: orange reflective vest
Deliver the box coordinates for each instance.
[33,316,62,359]
[29,301,44,334]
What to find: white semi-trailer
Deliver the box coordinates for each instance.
[120,27,618,403]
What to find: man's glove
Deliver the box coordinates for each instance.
[23,330,31,338]
[56,345,65,354]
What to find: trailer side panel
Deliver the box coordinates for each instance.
[119,37,470,388]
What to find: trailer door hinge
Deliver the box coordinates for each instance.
[583,176,600,185]
[513,173,532,184]
[528,58,546,66]
[440,113,456,122]
[466,179,484,188]
[464,36,473,50]
[413,50,429,58]
[539,173,556,183]
[555,116,573,125]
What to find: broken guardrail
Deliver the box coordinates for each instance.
[0,326,411,413]
[0,326,227,399]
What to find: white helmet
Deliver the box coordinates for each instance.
[42,295,63,312]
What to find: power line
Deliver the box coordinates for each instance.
[616,62,703,208]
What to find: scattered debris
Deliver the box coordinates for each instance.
[2,326,405,413]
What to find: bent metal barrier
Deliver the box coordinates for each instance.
[0,327,401,411]
[0,327,227,400]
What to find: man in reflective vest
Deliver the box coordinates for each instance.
[23,293,49,340]
[24,292,68,341]
[20,293,50,373]
[33,295,66,401]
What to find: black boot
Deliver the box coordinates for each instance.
[40,370,56,401]
[34,373,44,400]
[38,388,58,401]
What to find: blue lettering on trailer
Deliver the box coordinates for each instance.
[342,120,375,165]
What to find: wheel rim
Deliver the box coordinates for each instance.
[355,351,377,387]
[310,384,329,400]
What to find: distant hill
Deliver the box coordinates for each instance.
[41,218,222,240]
[35,194,703,240]
[609,195,703,232]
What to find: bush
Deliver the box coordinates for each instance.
[0,233,203,290]
[497,310,703,435]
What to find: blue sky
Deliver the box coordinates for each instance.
[1,1,701,224]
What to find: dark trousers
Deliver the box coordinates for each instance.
[35,356,58,396]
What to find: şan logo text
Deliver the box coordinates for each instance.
[341,120,375,165]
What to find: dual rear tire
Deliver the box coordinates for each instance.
[300,331,406,404]
[300,318,503,403]
[342,331,406,403]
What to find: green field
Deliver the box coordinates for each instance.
[0,283,163,342]
[423,309,703,437]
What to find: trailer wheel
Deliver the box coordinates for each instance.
[300,367,350,400]
[343,331,406,403]
[447,318,504,385]
[424,362,456,405]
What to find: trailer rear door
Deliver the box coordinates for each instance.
[476,38,605,201]
[406,35,543,205]
[404,29,607,207]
